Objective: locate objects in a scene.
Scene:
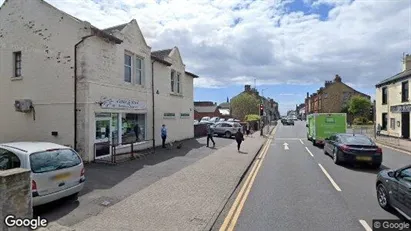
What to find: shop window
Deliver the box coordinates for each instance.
[121,113,146,144]
[382,113,388,130]
[390,118,395,130]
[111,113,119,145]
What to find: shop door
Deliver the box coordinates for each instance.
[402,112,410,139]
[95,117,112,159]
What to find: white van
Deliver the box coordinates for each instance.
[0,142,85,206]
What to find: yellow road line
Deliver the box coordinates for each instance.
[219,127,277,231]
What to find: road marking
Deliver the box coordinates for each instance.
[359,220,372,231]
[219,127,276,231]
[299,139,304,144]
[275,138,306,141]
[305,147,314,157]
[283,142,289,150]
[376,142,411,156]
[318,163,342,192]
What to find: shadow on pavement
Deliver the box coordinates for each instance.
[238,151,248,154]
[33,137,233,220]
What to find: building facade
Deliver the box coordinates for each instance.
[194,101,222,120]
[0,0,197,162]
[375,54,411,139]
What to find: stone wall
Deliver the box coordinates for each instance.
[0,168,32,230]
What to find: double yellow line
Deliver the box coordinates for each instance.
[219,126,277,231]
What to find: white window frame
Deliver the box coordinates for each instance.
[117,113,147,146]
[176,72,181,93]
[124,53,132,83]
[13,51,22,78]
[135,56,144,86]
[171,70,175,92]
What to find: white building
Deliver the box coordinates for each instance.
[0,0,197,162]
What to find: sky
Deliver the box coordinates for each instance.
[1,0,410,115]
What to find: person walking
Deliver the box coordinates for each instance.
[161,124,167,148]
[134,123,141,142]
[235,128,245,152]
[206,124,215,148]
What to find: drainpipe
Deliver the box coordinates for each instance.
[74,35,94,151]
[151,60,156,151]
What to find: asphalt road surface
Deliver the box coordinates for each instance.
[215,120,411,231]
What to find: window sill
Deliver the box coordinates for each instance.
[402,100,409,103]
[170,92,183,97]
[11,76,23,81]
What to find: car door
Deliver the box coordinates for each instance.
[392,167,411,216]
[325,135,336,154]
[214,123,223,134]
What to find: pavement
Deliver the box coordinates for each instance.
[37,127,273,231]
[213,121,411,231]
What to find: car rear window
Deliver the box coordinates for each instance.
[30,149,82,173]
[340,136,374,145]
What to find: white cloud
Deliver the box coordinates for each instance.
[0,0,409,104]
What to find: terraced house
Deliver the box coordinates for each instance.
[0,0,198,162]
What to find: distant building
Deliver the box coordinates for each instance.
[194,101,221,120]
[375,54,411,139]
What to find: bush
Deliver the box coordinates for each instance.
[367,121,374,125]
[353,117,368,125]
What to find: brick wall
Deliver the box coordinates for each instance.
[0,168,32,230]
[194,109,221,120]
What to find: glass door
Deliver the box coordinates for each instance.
[95,117,112,159]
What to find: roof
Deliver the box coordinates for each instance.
[376,69,411,88]
[103,23,128,34]
[194,106,218,113]
[152,49,173,60]
[151,55,172,66]
[0,142,71,154]
[90,26,122,44]
[219,102,230,109]
[219,108,230,115]
[185,71,199,78]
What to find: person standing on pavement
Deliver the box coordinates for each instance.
[161,124,167,148]
[235,128,245,152]
[206,124,215,148]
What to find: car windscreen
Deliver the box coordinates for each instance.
[340,136,374,145]
[30,149,82,173]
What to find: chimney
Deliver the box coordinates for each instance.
[325,81,332,87]
[334,74,342,82]
[306,92,309,98]
[244,85,251,92]
[403,54,411,71]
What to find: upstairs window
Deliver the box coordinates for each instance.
[402,81,409,102]
[135,57,144,85]
[124,54,132,83]
[13,51,22,77]
[382,87,388,104]
[176,73,181,93]
[171,70,175,92]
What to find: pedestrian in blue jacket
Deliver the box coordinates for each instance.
[161,124,167,148]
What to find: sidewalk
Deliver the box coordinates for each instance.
[375,136,411,153]
[41,126,275,231]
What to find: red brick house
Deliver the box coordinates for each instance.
[194,101,222,120]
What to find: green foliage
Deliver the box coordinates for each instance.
[367,121,374,125]
[348,95,372,118]
[245,114,260,121]
[231,93,260,121]
[353,117,368,125]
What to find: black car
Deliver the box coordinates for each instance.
[376,165,411,220]
[285,119,294,126]
[323,133,382,168]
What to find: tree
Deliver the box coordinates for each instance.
[231,93,260,121]
[348,95,372,118]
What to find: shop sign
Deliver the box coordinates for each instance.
[164,113,175,119]
[180,113,190,118]
[100,97,146,110]
[390,104,411,113]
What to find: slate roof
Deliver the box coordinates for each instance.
[194,106,218,113]
[103,23,128,34]
[376,69,411,87]
[152,49,173,60]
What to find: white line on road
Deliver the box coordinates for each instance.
[305,147,314,157]
[359,220,372,231]
[283,142,289,150]
[318,163,342,192]
[299,139,304,144]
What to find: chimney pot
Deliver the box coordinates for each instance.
[334,75,342,82]
[244,85,251,92]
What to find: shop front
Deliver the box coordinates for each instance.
[390,104,411,139]
[92,97,149,161]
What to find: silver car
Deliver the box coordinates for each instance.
[212,122,242,138]
[0,142,85,206]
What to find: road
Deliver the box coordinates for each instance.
[216,120,411,231]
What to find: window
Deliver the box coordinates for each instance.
[382,113,388,130]
[399,167,411,182]
[121,113,146,143]
[340,135,374,145]
[402,81,409,102]
[0,148,21,170]
[176,73,181,93]
[13,51,22,77]
[382,87,388,104]
[171,70,175,92]
[390,118,395,130]
[124,54,132,83]
[30,149,81,173]
[135,57,143,85]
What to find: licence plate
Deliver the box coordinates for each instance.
[52,172,71,181]
[356,156,372,161]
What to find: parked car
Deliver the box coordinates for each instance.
[194,120,199,125]
[376,165,411,220]
[200,117,211,123]
[283,119,294,126]
[212,122,242,138]
[323,133,382,168]
[209,117,220,123]
[0,142,85,206]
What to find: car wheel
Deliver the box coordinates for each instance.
[372,162,382,169]
[324,146,328,155]
[377,184,391,210]
[333,149,341,165]
[225,131,231,138]
[312,140,316,146]
[69,192,79,201]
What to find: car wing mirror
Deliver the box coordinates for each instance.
[387,171,395,178]
[306,124,308,127]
